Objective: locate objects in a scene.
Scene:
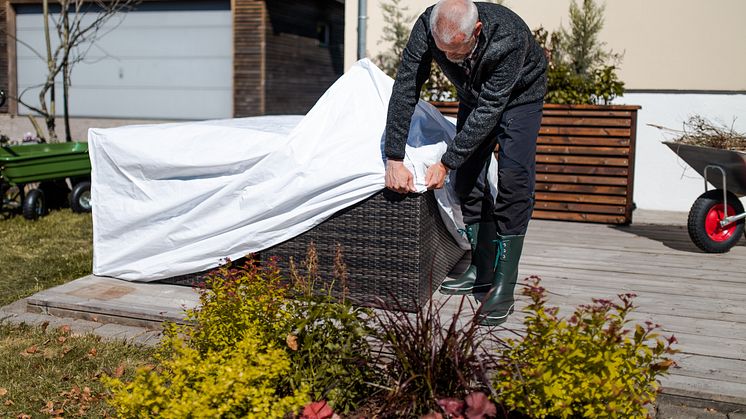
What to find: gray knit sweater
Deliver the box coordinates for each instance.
[384,2,547,170]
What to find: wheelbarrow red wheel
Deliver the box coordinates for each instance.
[687,190,744,253]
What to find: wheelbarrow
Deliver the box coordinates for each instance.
[1,142,92,220]
[664,141,746,253]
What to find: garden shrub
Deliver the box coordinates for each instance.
[284,244,382,414]
[103,329,309,418]
[494,276,677,418]
[182,258,294,355]
[105,250,380,416]
[372,295,494,417]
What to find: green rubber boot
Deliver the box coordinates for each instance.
[441,221,496,295]
[440,223,479,295]
[477,234,525,326]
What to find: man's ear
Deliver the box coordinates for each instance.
[474,21,483,37]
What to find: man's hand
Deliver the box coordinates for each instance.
[385,159,416,194]
[425,161,449,190]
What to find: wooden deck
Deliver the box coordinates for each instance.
[19,216,746,406]
[499,219,746,405]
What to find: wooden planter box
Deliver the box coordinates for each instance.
[430,102,640,224]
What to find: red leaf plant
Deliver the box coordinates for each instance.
[301,400,337,419]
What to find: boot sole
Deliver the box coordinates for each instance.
[478,304,515,326]
[440,284,492,295]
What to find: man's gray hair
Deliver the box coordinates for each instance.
[430,0,479,45]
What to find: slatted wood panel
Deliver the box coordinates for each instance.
[537,104,639,224]
[430,102,640,224]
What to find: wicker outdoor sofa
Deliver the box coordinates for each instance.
[264,189,466,311]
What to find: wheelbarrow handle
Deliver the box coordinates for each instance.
[0,90,5,108]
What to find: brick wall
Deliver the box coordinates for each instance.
[263,0,344,115]
[233,0,266,117]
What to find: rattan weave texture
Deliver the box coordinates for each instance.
[264,189,465,311]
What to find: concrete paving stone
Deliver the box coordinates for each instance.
[0,298,28,314]
[0,309,14,323]
[1,311,69,330]
[728,412,746,419]
[66,318,105,336]
[93,323,150,343]
[657,403,728,419]
[130,330,163,347]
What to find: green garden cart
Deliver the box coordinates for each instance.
[0,141,92,220]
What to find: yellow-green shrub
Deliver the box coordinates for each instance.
[103,329,309,418]
[183,259,294,354]
[104,255,379,416]
[495,276,677,419]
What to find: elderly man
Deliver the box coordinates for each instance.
[383,0,547,325]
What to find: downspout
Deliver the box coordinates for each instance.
[357,0,367,59]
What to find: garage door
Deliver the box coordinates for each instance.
[15,1,232,120]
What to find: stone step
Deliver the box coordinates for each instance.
[24,275,199,330]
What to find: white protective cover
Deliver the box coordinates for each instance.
[89,59,495,281]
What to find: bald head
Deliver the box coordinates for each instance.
[430,0,479,45]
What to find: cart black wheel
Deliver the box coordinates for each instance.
[687,190,745,253]
[23,188,47,220]
[70,181,92,213]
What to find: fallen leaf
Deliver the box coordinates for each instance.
[113,364,125,378]
[62,347,72,356]
[286,334,299,351]
[59,325,71,334]
[87,348,97,357]
[57,336,67,344]
[0,387,7,396]
[17,413,30,419]
[40,321,50,332]
[4,399,14,406]
[40,401,55,414]
[24,345,38,354]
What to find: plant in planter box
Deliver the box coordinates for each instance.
[494,276,678,419]
[536,0,625,105]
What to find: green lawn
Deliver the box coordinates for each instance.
[0,210,156,417]
[0,209,93,307]
[0,322,154,418]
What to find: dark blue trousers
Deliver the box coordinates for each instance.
[454,101,543,236]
